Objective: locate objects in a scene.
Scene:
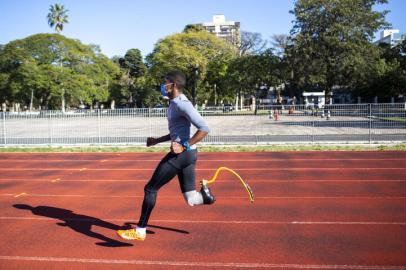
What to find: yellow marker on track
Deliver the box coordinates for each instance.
[202,167,254,203]
[14,192,26,198]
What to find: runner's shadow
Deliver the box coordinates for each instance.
[12,204,140,247]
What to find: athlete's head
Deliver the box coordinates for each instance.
[161,70,186,99]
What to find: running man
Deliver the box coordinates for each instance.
[117,70,215,241]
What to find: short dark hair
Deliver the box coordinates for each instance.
[165,70,186,90]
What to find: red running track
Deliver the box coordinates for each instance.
[0,151,406,270]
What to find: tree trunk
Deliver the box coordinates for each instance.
[240,92,243,109]
[253,96,257,115]
[214,84,217,106]
[235,93,239,111]
[325,85,333,105]
[43,93,52,110]
[29,89,34,111]
[61,95,65,112]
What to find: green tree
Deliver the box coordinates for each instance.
[146,31,237,105]
[47,4,69,33]
[119,49,146,78]
[111,49,160,108]
[287,0,389,102]
[116,49,150,107]
[226,49,283,109]
[204,52,234,105]
[183,24,206,33]
[0,34,119,110]
[357,41,406,101]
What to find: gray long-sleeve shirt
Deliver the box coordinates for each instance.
[167,94,210,149]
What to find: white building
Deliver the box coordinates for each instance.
[202,15,241,47]
[375,29,406,48]
[303,91,326,108]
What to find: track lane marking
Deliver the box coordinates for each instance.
[2,179,406,182]
[1,158,406,162]
[1,167,406,171]
[0,178,406,183]
[0,255,404,269]
[13,192,26,198]
[2,193,406,199]
[0,217,405,225]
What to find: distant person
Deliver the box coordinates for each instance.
[117,70,215,241]
[276,96,283,115]
[289,96,296,114]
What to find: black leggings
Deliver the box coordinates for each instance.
[137,150,197,228]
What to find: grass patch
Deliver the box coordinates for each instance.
[380,117,406,123]
[0,143,405,152]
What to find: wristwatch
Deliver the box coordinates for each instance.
[181,141,191,151]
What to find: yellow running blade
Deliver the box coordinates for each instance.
[206,167,254,203]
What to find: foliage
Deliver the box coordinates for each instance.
[146,31,237,104]
[0,34,119,109]
[357,40,406,100]
[112,48,159,107]
[225,49,284,101]
[287,0,390,101]
[119,49,146,78]
[183,24,206,33]
[1,0,405,110]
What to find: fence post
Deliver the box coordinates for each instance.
[311,120,315,144]
[97,109,101,145]
[254,112,258,145]
[369,103,372,144]
[48,112,53,145]
[2,111,6,146]
[148,108,152,138]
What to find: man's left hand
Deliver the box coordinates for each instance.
[171,141,184,154]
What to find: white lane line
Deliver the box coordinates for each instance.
[0,150,402,153]
[2,194,406,199]
[2,179,406,182]
[0,216,406,226]
[1,167,406,171]
[0,255,404,269]
[0,158,405,162]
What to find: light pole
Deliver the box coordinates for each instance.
[192,65,199,106]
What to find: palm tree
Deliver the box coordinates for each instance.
[47,4,69,33]
[47,4,69,111]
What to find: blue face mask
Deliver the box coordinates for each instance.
[160,83,173,98]
[160,84,168,97]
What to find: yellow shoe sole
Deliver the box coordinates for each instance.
[117,229,146,241]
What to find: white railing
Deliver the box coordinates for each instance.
[1,103,405,146]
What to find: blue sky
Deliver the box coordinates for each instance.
[1,0,405,58]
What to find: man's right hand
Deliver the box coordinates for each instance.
[146,137,158,147]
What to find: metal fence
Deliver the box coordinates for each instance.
[1,103,405,146]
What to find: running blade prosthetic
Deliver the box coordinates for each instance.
[200,179,216,204]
